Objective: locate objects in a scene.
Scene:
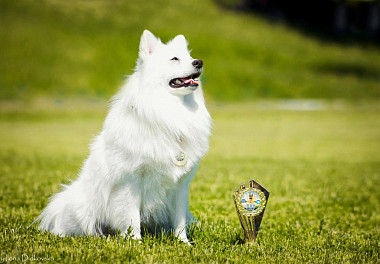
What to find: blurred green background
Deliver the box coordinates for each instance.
[1,0,379,102]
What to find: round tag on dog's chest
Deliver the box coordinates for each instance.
[173,151,188,167]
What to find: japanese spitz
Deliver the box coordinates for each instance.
[36,30,211,244]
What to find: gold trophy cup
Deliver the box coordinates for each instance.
[233,179,270,244]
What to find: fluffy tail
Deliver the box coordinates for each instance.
[30,184,103,236]
[27,217,40,230]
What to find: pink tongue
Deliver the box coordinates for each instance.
[183,79,199,85]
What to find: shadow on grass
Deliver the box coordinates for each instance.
[187,219,247,246]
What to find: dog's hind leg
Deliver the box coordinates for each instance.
[107,180,142,240]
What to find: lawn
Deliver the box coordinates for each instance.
[1,100,379,263]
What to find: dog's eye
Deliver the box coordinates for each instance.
[171,57,179,61]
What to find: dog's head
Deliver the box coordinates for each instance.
[137,30,203,96]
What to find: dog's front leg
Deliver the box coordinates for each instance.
[173,184,191,245]
[172,163,199,245]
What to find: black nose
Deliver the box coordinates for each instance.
[192,59,203,69]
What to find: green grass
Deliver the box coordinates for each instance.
[1,0,380,101]
[1,100,379,263]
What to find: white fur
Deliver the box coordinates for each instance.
[37,30,211,244]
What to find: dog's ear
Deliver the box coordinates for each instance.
[139,30,160,59]
[171,34,188,49]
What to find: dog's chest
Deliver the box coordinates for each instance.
[104,95,211,182]
[139,128,205,182]
[133,110,208,175]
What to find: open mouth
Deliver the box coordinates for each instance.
[169,72,201,88]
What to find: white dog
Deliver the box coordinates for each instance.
[36,30,211,244]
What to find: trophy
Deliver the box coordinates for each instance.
[233,179,270,244]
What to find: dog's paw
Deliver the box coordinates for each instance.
[121,228,142,241]
[179,236,192,246]
[181,239,192,246]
